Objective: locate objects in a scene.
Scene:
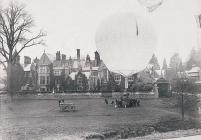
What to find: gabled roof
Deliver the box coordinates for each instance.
[53,60,63,67]
[98,61,107,71]
[38,53,55,65]
[79,59,85,68]
[46,53,55,62]
[186,66,200,73]
[73,60,79,69]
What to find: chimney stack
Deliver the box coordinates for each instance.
[56,51,61,61]
[95,51,100,66]
[62,54,66,60]
[34,57,39,64]
[24,56,31,65]
[77,49,80,60]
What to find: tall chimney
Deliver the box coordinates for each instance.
[34,57,39,64]
[95,51,100,66]
[62,54,66,60]
[77,49,80,60]
[56,51,61,61]
[24,56,31,65]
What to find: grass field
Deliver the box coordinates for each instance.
[0,95,197,140]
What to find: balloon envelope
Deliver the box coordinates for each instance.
[95,13,157,76]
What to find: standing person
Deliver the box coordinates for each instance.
[104,98,108,104]
[137,99,140,107]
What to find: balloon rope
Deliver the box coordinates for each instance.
[136,21,139,36]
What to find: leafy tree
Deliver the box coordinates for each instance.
[169,53,182,72]
[0,2,45,98]
[162,58,167,70]
[149,54,160,70]
[178,61,184,72]
[64,76,75,91]
[31,66,38,91]
[130,72,154,92]
[168,53,182,81]
[185,48,197,70]
[100,71,117,92]
[75,71,88,92]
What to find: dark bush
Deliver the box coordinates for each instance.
[131,82,153,92]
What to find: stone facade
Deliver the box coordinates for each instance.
[35,49,102,92]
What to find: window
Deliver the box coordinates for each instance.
[77,77,82,85]
[54,70,61,76]
[39,66,46,73]
[114,74,121,82]
[47,76,50,84]
[40,76,46,85]
[55,79,60,85]
[40,88,45,92]
[91,71,98,76]
[46,67,50,73]
[128,76,134,81]
[25,72,30,77]
[77,76,83,90]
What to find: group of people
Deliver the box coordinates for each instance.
[104,93,141,108]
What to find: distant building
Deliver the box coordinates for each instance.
[185,66,201,81]
[18,49,157,93]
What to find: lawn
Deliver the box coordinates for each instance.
[0,95,198,140]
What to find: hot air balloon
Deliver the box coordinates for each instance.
[95,13,157,90]
[138,0,163,12]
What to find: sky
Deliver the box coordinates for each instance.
[0,0,201,67]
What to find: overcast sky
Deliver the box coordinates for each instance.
[1,0,201,66]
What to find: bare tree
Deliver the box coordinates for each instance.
[0,2,45,98]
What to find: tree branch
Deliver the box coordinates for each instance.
[13,31,46,59]
[0,60,7,71]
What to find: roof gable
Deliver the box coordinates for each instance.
[38,53,55,65]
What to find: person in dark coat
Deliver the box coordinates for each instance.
[137,99,140,107]
[104,98,108,104]
[58,100,61,106]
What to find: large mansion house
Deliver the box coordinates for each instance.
[20,49,118,92]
